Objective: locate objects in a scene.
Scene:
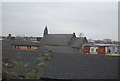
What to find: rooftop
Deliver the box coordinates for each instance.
[41,53,119,80]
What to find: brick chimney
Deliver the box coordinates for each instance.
[7,34,12,40]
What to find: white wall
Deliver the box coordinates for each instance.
[90,47,98,54]
[106,46,119,54]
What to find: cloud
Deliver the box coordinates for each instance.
[2,2,118,40]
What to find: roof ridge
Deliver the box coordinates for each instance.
[47,34,73,35]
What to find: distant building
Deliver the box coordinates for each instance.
[24,37,42,42]
[83,43,119,55]
[103,38,112,42]
[3,34,42,42]
[0,36,6,40]
[2,40,39,50]
[12,41,39,50]
[6,34,15,41]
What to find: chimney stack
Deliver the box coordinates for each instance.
[43,26,48,36]
[73,32,76,37]
[7,34,12,40]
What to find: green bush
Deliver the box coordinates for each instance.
[2,50,53,79]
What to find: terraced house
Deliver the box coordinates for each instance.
[83,43,120,55]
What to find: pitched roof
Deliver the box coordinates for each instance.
[2,40,12,49]
[11,41,39,46]
[40,34,74,46]
[70,37,88,49]
[84,43,119,47]
[44,46,82,54]
[41,53,119,80]
[2,40,39,48]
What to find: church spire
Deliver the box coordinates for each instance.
[43,26,48,36]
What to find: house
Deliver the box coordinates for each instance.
[0,36,6,40]
[39,26,88,55]
[6,34,15,41]
[11,41,39,50]
[40,26,88,51]
[2,40,39,50]
[83,43,119,55]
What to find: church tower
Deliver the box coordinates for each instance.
[43,26,48,36]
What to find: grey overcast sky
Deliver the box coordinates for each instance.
[2,2,118,41]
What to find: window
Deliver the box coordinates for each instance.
[112,47,115,52]
[108,49,111,53]
[12,45,15,48]
[96,49,98,52]
[16,46,19,49]
[27,46,31,49]
[91,48,94,52]
[85,48,89,51]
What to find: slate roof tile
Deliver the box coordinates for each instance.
[70,37,88,49]
[44,46,82,53]
[40,34,74,46]
[41,53,119,79]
